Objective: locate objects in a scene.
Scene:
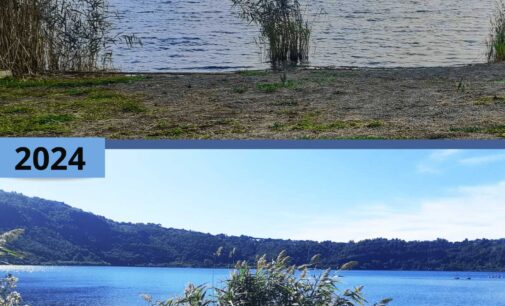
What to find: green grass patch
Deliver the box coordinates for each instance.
[0,110,75,134]
[450,127,483,133]
[289,114,384,132]
[484,125,505,137]
[298,135,389,140]
[0,75,146,135]
[0,86,145,136]
[309,71,337,85]
[270,122,285,131]
[474,95,505,105]
[0,75,145,89]
[232,85,248,94]
[257,80,297,93]
[450,125,505,137]
[270,115,384,132]
[149,121,198,138]
[237,70,270,77]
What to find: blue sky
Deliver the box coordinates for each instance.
[1,149,505,242]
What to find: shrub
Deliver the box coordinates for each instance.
[488,0,505,62]
[0,229,24,258]
[0,275,23,306]
[146,251,392,306]
[0,230,25,306]
[231,0,310,70]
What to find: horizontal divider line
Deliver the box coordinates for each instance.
[105,140,505,150]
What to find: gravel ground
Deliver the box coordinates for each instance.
[107,62,505,139]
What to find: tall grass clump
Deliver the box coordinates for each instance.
[488,0,505,62]
[232,0,311,72]
[145,251,392,306]
[0,0,136,76]
[0,0,45,75]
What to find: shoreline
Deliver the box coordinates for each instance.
[3,62,505,139]
[35,61,492,76]
[2,264,505,273]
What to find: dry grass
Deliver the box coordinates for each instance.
[0,0,45,75]
[0,0,117,76]
[3,64,505,139]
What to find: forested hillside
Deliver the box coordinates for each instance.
[1,190,504,271]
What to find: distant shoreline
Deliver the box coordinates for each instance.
[2,264,505,273]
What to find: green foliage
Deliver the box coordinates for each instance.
[2,190,505,271]
[257,80,297,92]
[0,229,24,259]
[488,0,505,62]
[0,75,145,136]
[0,275,23,306]
[290,114,384,132]
[232,85,249,94]
[143,284,211,306]
[148,251,391,306]
[0,75,145,89]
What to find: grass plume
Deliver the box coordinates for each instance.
[145,251,392,306]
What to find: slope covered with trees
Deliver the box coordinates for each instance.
[1,190,504,271]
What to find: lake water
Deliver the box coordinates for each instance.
[2,266,505,306]
[109,0,495,72]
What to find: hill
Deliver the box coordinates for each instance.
[1,190,504,271]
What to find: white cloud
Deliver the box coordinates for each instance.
[459,154,505,165]
[429,149,461,161]
[416,150,461,174]
[416,164,441,174]
[290,181,505,242]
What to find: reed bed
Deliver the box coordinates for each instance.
[0,0,113,76]
[146,251,392,306]
[232,0,311,69]
[0,0,45,75]
[488,0,505,62]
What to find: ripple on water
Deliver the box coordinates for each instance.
[109,0,495,72]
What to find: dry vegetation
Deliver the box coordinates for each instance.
[3,63,505,139]
[0,0,136,76]
[488,0,505,62]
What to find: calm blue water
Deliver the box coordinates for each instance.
[109,0,495,71]
[1,266,505,306]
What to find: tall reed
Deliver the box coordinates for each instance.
[145,252,393,306]
[488,0,505,62]
[0,0,45,75]
[0,0,122,76]
[232,0,311,69]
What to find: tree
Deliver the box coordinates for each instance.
[0,230,24,260]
